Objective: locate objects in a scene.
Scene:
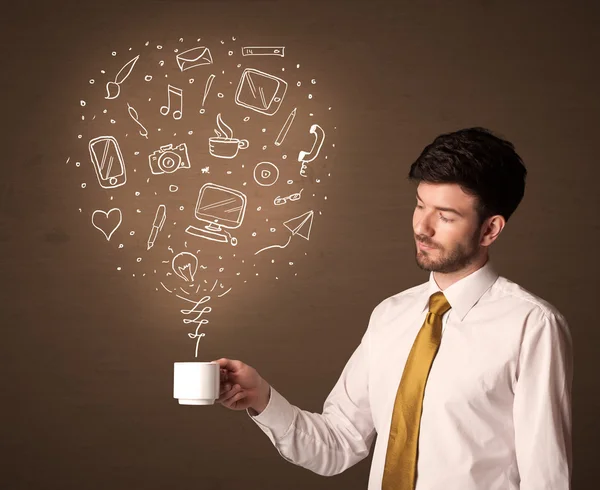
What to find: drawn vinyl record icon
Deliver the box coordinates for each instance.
[253,162,279,187]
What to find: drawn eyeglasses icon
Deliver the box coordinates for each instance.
[274,189,303,206]
[288,190,303,201]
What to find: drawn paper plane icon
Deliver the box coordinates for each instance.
[254,210,315,256]
[283,210,313,240]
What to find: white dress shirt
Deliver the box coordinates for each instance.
[249,261,573,489]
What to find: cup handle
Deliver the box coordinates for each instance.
[238,139,249,150]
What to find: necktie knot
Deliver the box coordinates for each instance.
[429,291,451,317]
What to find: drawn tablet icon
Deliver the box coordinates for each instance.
[235,68,288,116]
[88,136,127,189]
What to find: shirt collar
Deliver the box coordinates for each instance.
[422,260,499,321]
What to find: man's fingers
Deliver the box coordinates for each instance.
[214,358,244,372]
[216,384,233,402]
[228,391,247,408]
[218,384,242,404]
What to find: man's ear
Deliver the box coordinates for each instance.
[480,215,505,246]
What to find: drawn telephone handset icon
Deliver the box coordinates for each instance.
[297,124,325,177]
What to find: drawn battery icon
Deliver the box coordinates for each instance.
[241,46,285,57]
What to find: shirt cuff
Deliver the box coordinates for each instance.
[247,386,296,440]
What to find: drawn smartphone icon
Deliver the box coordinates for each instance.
[88,136,127,189]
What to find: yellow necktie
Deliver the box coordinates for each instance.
[382,291,452,490]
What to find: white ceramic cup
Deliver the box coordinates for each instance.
[173,361,220,405]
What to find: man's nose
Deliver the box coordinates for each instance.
[414,213,434,237]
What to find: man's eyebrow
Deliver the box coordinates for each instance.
[416,191,464,217]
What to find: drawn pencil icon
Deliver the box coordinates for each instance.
[147,204,167,250]
[105,55,140,100]
[274,107,296,146]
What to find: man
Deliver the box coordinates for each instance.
[214,128,573,489]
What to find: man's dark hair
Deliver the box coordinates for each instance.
[408,127,527,223]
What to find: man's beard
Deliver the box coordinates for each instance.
[415,232,480,273]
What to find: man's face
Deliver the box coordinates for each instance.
[412,182,484,273]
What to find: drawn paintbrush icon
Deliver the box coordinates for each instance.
[105,55,140,100]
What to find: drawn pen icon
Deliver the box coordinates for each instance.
[147,204,167,250]
[274,107,296,146]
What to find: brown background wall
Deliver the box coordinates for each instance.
[1,1,598,489]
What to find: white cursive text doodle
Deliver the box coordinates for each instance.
[177,294,212,357]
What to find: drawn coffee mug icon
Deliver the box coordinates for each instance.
[209,136,249,159]
[208,113,249,159]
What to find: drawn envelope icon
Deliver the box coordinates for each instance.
[176,46,213,72]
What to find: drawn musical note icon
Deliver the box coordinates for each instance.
[160,84,183,120]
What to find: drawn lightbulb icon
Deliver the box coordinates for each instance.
[172,252,198,282]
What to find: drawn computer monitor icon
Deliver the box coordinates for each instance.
[185,183,247,246]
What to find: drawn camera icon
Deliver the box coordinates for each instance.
[148,143,191,175]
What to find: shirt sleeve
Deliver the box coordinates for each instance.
[513,308,573,489]
[246,331,376,476]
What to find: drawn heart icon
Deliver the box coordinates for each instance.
[92,208,122,241]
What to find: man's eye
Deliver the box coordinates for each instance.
[439,214,453,223]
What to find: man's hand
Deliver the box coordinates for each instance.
[213,358,271,414]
